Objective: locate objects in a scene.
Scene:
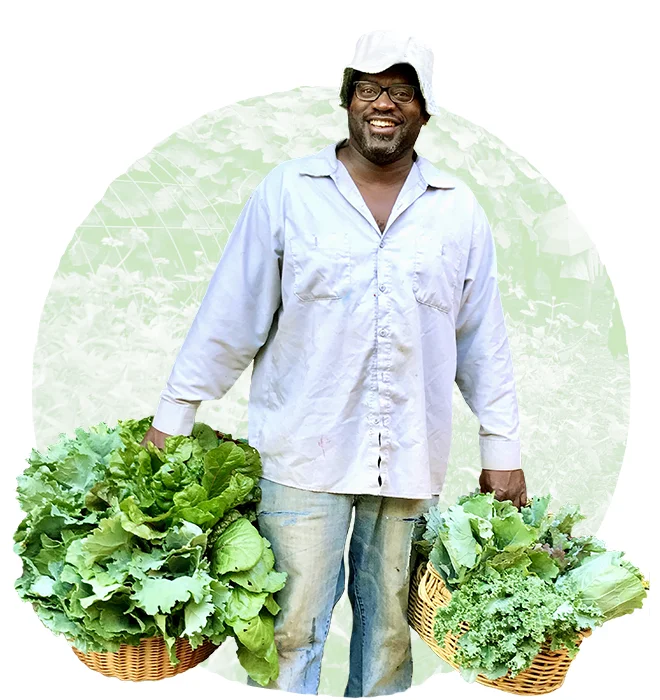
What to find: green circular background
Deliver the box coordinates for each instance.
[33,86,629,693]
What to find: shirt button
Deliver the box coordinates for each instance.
[379,241,385,248]
[379,284,386,292]
[372,417,380,425]
[379,329,387,337]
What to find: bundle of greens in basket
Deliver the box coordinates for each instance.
[412,491,648,683]
[13,417,287,686]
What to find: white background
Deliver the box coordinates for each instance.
[1,1,656,698]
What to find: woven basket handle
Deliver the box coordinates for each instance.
[417,563,435,608]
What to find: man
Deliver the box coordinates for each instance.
[142,30,526,696]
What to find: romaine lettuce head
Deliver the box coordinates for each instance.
[555,550,647,622]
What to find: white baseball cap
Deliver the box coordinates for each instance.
[339,30,440,116]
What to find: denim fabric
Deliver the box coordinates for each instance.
[246,478,437,696]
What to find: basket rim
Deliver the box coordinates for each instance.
[408,559,592,693]
[71,634,219,682]
[71,634,219,655]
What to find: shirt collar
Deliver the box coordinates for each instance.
[298,139,456,190]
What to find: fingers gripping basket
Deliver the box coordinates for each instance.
[72,636,217,681]
[407,560,591,695]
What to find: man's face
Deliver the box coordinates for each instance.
[346,63,429,166]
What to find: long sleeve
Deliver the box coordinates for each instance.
[455,200,521,470]
[152,185,282,435]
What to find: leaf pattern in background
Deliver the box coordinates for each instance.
[33,86,628,694]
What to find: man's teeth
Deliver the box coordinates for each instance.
[369,119,397,127]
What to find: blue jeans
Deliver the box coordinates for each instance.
[246,478,437,696]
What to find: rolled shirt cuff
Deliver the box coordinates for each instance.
[479,437,522,471]
[152,397,199,436]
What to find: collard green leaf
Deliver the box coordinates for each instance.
[154,613,178,665]
[429,540,457,584]
[423,506,445,544]
[565,535,607,568]
[460,492,495,520]
[227,540,276,592]
[528,549,560,581]
[491,513,537,551]
[131,573,210,615]
[236,638,279,686]
[263,594,281,616]
[30,575,56,597]
[36,606,91,642]
[521,495,551,528]
[232,612,274,654]
[468,514,493,543]
[262,570,288,594]
[209,579,233,610]
[184,594,216,636]
[439,507,482,573]
[225,587,269,623]
[79,581,128,609]
[164,521,206,551]
[91,607,147,637]
[212,518,264,575]
[80,516,132,564]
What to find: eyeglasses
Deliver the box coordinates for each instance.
[352,81,417,105]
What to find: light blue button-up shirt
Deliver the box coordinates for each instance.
[153,140,521,498]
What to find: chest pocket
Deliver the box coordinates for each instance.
[290,231,351,302]
[413,232,462,313]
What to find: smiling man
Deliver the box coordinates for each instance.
[343,65,428,164]
[142,30,525,696]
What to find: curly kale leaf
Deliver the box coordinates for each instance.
[433,567,599,681]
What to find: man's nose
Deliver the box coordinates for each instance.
[373,90,396,110]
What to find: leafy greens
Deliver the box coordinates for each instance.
[414,491,648,682]
[13,417,286,686]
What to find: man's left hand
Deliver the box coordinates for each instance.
[479,469,527,508]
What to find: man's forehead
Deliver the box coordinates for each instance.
[354,63,419,84]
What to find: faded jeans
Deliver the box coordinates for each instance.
[246,478,437,696]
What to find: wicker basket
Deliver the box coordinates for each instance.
[408,560,591,695]
[72,636,218,681]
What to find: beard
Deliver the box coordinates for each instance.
[346,110,422,166]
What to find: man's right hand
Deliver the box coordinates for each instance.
[140,425,172,449]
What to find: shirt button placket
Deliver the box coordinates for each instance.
[376,240,392,490]
[375,239,387,487]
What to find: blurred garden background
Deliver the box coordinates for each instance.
[32,86,628,694]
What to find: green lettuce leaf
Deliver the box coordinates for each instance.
[236,638,279,686]
[212,518,264,575]
[556,551,647,621]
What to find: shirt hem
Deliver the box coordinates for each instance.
[259,474,441,500]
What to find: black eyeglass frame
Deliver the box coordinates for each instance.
[351,80,418,105]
